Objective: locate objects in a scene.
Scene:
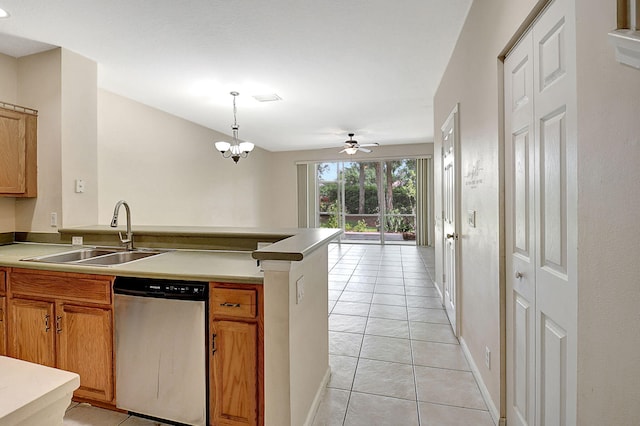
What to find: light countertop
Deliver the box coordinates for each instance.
[0,243,264,283]
[58,226,342,262]
[0,356,80,424]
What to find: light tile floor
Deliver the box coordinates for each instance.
[62,243,493,426]
[313,243,494,426]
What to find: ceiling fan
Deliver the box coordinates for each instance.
[339,133,379,155]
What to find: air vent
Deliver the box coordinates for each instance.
[252,93,282,102]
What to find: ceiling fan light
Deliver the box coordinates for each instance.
[345,147,358,155]
[239,141,255,153]
[215,141,231,153]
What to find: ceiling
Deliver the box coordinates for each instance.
[0,0,472,152]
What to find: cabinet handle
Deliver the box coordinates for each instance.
[44,314,50,332]
[56,315,62,334]
[211,333,217,355]
[220,302,241,308]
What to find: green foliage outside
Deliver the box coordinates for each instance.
[318,159,417,233]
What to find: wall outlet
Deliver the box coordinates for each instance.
[485,346,491,369]
[296,276,305,305]
[50,212,58,227]
[71,236,83,246]
[75,179,85,193]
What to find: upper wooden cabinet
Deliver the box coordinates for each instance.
[0,106,37,197]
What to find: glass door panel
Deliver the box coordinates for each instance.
[317,159,417,245]
[382,159,417,245]
[341,161,381,243]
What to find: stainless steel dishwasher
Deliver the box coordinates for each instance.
[114,277,207,426]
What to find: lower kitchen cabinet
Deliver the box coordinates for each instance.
[8,269,115,404]
[0,268,6,356]
[0,295,5,356]
[57,304,113,402]
[210,283,263,426]
[9,298,56,367]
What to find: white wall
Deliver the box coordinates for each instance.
[268,143,434,228]
[574,3,640,424]
[97,90,273,227]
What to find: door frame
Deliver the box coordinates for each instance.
[440,104,461,337]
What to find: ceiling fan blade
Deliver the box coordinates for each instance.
[358,143,379,147]
[358,147,372,153]
[338,148,348,153]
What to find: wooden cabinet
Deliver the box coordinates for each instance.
[10,298,55,367]
[0,107,37,197]
[0,268,7,356]
[58,304,113,402]
[7,269,115,404]
[210,282,263,426]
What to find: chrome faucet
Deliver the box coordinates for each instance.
[111,200,133,250]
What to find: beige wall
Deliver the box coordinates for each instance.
[269,143,434,228]
[97,90,273,227]
[575,3,640,425]
[15,49,63,233]
[61,49,99,227]
[436,0,640,423]
[0,53,17,232]
[433,0,541,415]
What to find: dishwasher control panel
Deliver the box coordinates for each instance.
[114,276,207,301]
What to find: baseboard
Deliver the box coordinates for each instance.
[303,366,331,426]
[459,337,501,426]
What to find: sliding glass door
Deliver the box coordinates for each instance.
[317,159,417,245]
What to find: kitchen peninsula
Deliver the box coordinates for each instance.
[0,226,341,426]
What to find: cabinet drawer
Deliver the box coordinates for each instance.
[212,288,256,319]
[10,269,113,305]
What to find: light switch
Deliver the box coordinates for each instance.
[296,276,305,304]
[468,210,476,228]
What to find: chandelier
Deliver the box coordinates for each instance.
[214,91,255,163]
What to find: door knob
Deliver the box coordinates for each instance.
[515,271,523,279]
[446,233,455,239]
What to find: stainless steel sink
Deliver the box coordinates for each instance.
[22,247,166,266]
[76,250,162,266]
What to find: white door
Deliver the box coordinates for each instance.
[505,26,536,426]
[441,105,459,336]
[505,0,577,425]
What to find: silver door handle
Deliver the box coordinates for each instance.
[515,271,523,279]
[446,233,455,239]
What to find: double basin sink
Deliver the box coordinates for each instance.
[23,247,167,266]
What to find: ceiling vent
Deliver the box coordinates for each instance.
[252,93,282,102]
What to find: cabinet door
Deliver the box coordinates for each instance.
[0,108,37,196]
[58,304,114,402]
[0,296,6,356]
[211,320,258,426]
[10,298,56,367]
